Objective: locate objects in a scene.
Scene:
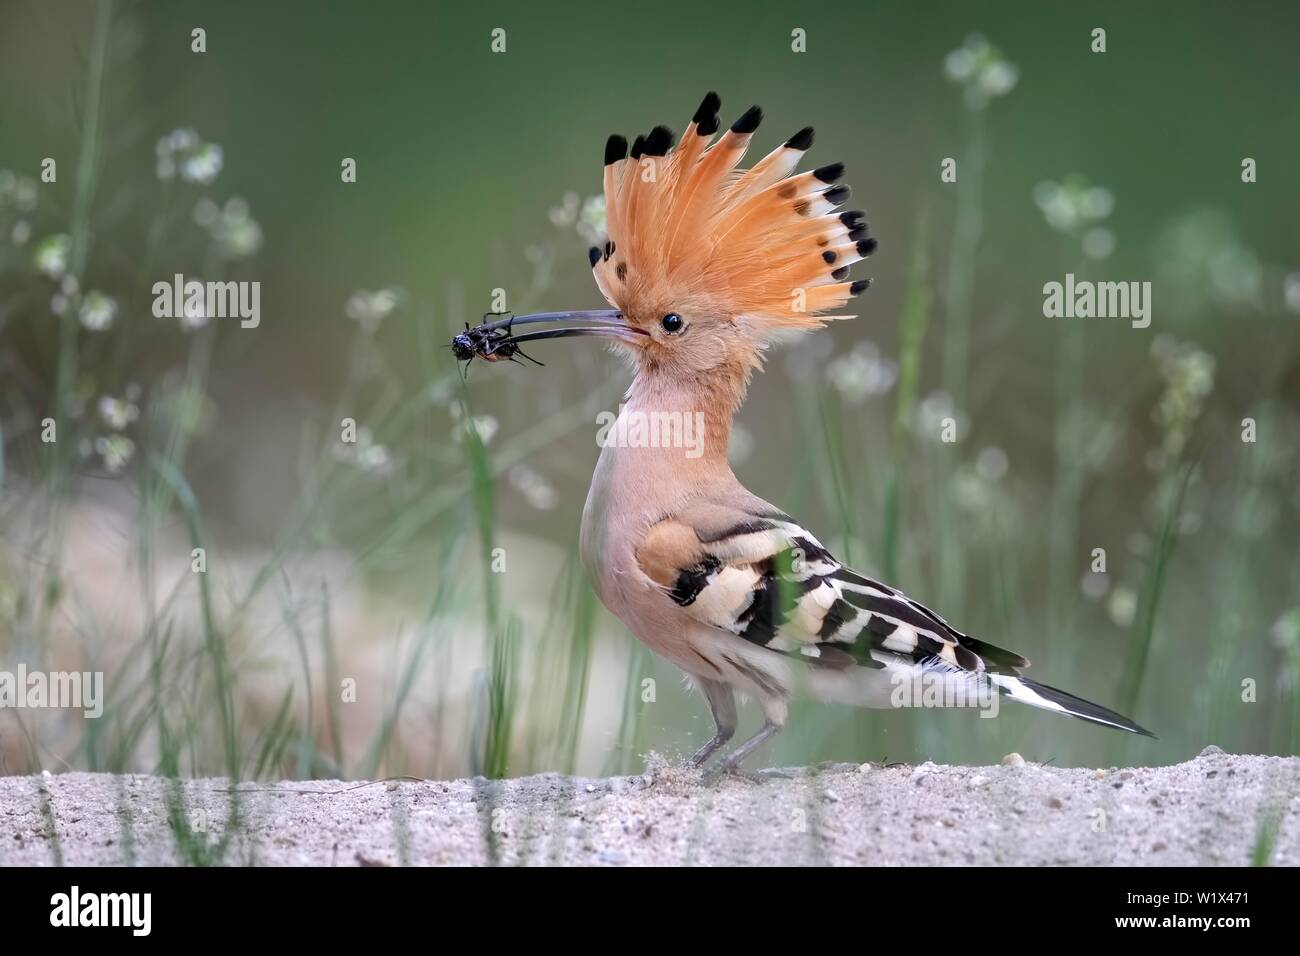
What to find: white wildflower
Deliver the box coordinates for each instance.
[345,288,402,333]
[548,191,580,228]
[576,195,608,245]
[196,197,262,259]
[332,426,395,476]
[181,286,209,330]
[944,35,1018,110]
[1034,177,1114,237]
[14,177,37,212]
[465,415,498,445]
[509,464,558,511]
[33,234,71,278]
[1082,227,1116,260]
[915,390,965,442]
[95,434,136,472]
[98,395,140,430]
[978,61,1019,98]
[1272,610,1300,652]
[826,341,899,403]
[1284,273,1300,313]
[156,128,223,184]
[1107,586,1138,628]
[1080,570,1110,600]
[79,291,117,331]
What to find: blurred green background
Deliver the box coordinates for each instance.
[1,0,1298,785]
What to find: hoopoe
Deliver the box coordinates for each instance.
[464,92,1153,776]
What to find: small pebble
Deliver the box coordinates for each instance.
[969,774,990,789]
[1199,745,1225,757]
[910,765,934,785]
[822,789,841,803]
[1001,752,1026,768]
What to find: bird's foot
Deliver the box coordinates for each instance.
[702,765,792,786]
[698,720,784,785]
[688,731,733,769]
[731,766,796,784]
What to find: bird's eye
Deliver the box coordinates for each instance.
[661,313,684,334]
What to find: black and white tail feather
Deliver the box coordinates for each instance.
[988,673,1153,736]
[639,505,1155,737]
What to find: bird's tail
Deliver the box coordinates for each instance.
[988,673,1155,737]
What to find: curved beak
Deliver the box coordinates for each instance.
[475,310,647,346]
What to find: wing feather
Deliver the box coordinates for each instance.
[635,502,1027,676]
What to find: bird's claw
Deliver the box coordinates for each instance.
[701,765,793,786]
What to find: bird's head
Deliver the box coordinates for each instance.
[460,92,876,399]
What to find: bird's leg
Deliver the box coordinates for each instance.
[688,678,736,768]
[703,720,782,783]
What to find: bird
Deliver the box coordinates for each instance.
[467,91,1153,777]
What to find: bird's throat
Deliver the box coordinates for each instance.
[613,365,747,469]
[580,364,747,590]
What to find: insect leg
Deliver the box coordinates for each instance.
[514,345,544,367]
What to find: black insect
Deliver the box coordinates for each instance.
[450,328,479,361]
[450,312,543,375]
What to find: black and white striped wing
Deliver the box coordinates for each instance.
[635,505,1028,674]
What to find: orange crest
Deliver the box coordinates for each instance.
[589,93,875,337]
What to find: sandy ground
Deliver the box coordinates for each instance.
[2,747,1297,866]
